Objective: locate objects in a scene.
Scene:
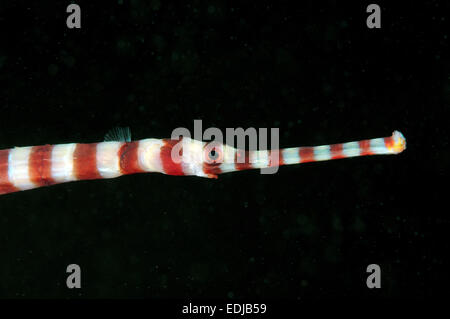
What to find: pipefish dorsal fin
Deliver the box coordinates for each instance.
[104,127,131,142]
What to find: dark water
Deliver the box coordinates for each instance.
[0,0,448,302]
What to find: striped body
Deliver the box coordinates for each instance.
[0,131,406,195]
[0,139,165,195]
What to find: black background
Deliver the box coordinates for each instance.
[0,0,448,301]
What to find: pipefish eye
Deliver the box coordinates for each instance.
[205,144,223,163]
[209,149,218,160]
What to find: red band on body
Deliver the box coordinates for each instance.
[358,139,373,156]
[29,145,56,186]
[119,142,144,175]
[299,147,315,163]
[73,143,102,180]
[330,143,345,159]
[160,139,185,176]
